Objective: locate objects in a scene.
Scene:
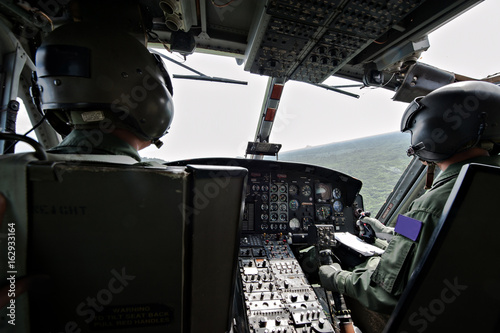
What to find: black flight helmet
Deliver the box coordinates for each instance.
[35,22,174,147]
[401,81,500,161]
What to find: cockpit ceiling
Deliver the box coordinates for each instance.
[150,0,482,84]
[4,0,482,85]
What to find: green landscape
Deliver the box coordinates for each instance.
[279,131,412,214]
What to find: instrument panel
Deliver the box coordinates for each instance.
[167,158,363,235]
[244,172,348,233]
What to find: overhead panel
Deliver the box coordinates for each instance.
[246,0,343,80]
[244,0,472,84]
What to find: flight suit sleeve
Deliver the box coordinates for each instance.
[370,234,415,295]
[327,216,423,314]
[332,256,400,314]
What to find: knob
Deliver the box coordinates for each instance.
[318,317,325,329]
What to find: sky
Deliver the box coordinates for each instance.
[16,0,500,161]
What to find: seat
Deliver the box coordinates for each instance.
[383,163,500,332]
[0,153,248,332]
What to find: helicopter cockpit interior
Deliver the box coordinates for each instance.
[1,0,499,332]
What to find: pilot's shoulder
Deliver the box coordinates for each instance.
[406,181,455,221]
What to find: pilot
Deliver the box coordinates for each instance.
[319,81,500,315]
[34,22,174,161]
[0,22,174,308]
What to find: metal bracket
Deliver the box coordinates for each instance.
[0,45,28,154]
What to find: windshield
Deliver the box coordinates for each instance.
[15,0,499,213]
[142,1,499,212]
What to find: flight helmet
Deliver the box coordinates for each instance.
[34,22,174,147]
[401,81,500,161]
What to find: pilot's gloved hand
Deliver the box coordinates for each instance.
[319,263,342,292]
[360,216,394,235]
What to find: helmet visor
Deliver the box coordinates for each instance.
[400,96,424,132]
[36,45,91,78]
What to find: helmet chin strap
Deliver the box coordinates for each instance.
[424,163,436,190]
[405,141,436,189]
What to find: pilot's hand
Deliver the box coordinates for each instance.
[319,263,342,291]
[360,216,394,235]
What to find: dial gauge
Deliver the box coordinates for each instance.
[333,200,343,212]
[315,183,332,200]
[289,184,298,195]
[315,205,332,221]
[289,218,300,231]
[301,185,312,197]
[289,199,300,211]
[333,188,341,199]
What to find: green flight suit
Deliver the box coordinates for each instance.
[48,129,142,162]
[321,155,500,314]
